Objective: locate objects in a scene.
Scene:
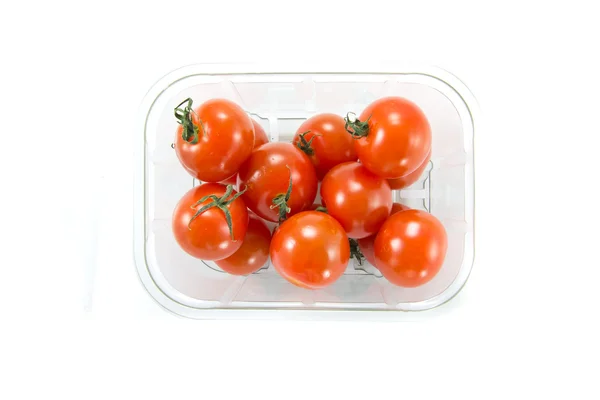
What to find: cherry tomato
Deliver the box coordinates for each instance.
[320,162,392,239]
[388,150,431,190]
[270,211,350,289]
[293,113,357,180]
[220,120,270,186]
[238,142,318,223]
[357,203,410,265]
[374,210,447,287]
[172,183,248,260]
[174,98,254,182]
[252,119,269,148]
[215,214,271,275]
[346,97,431,179]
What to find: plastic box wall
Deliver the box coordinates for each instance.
[134,64,476,319]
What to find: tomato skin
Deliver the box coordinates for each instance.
[172,183,249,260]
[237,142,318,222]
[352,97,431,179]
[320,162,392,239]
[220,174,237,186]
[357,203,410,265]
[174,99,254,182]
[374,210,447,287]
[252,119,269,148]
[387,150,431,190]
[293,113,357,180]
[270,211,350,289]
[215,215,271,275]
[219,120,269,186]
[391,202,411,215]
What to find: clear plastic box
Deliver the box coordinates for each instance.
[134,63,476,319]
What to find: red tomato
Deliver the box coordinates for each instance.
[219,119,269,186]
[172,183,249,260]
[320,162,392,239]
[174,98,254,182]
[215,214,271,275]
[238,142,318,223]
[293,113,357,180]
[270,211,350,289]
[388,150,431,190]
[391,202,411,215]
[346,97,431,179]
[374,210,447,287]
[252,119,269,148]
[220,174,237,186]
[357,203,410,265]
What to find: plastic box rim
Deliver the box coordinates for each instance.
[133,62,477,320]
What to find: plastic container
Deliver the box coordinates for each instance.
[134,63,476,319]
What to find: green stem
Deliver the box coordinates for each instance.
[174,98,202,144]
[349,238,365,266]
[188,185,247,240]
[295,131,321,156]
[315,206,328,213]
[270,165,293,223]
[344,112,371,139]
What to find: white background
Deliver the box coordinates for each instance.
[1,0,599,398]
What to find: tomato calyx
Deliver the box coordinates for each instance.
[270,165,293,223]
[188,185,246,240]
[344,112,371,139]
[315,206,328,213]
[174,98,204,145]
[295,131,321,156]
[349,238,365,266]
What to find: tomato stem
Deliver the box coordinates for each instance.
[270,165,293,223]
[295,131,321,156]
[315,206,328,213]
[344,112,371,138]
[349,238,365,266]
[174,98,203,144]
[188,185,247,240]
